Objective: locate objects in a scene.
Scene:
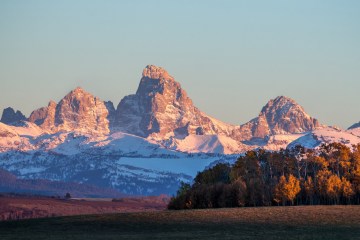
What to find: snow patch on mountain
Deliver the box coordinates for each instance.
[288,127,360,149]
[263,133,306,151]
[161,134,246,154]
[0,122,232,195]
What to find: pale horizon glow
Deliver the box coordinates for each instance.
[0,0,359,129]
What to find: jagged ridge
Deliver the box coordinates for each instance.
[1,65,325,153]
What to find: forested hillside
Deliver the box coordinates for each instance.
[169,143,360,209]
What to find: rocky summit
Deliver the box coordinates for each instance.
[239,96,321,141]
[0,107,26,125]
[28,87,109,134]
[114,65,241,139]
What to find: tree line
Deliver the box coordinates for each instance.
[168,143,360,209]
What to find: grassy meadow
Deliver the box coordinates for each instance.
[1,205,360,240]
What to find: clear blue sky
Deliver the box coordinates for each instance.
[0,0,359,128]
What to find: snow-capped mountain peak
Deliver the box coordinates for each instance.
[240,96,322,140]
[141,64,173,81]
[28,87,110,135]
[114,65,241,140]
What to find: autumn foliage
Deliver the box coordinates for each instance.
[168,143,360,209]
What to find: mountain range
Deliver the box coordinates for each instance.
[1,65,360,195]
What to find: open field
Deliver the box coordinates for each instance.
[1,206,360,239]
[0,194,169,221]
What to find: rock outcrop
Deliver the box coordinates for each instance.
[0,107,26,125]
[104,101,116,128]
[28,101,57,129]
